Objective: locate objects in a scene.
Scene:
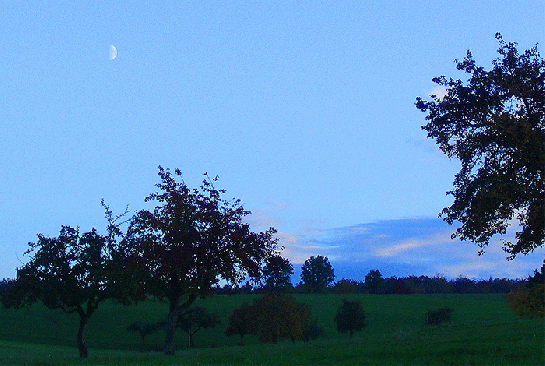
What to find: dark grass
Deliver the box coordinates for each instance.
[0,294,543,365]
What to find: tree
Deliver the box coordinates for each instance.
[126,167,278,355]
[176,306,221,349]
[225,303,258,345]
[334,299,366,339]
[126,321,166,347]
[364,269,384,294]
[262,255,293,291]
[252,292,312,343]
[416,33,544,258]
[0,215,137,358]
[300,255,335,293]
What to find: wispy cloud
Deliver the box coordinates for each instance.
[246,202,287,228]
[278,217,545,280]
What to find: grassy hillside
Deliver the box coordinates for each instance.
[0,293,543,365]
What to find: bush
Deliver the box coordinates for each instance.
[425,307,453,325]
[253,293,312,343]
[334,300,366,338]
[506,284,545,317]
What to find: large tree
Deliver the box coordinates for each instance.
[416,33,544,258]
[300,255,335,293]
[0,204,137,358]
[126,166,278,355]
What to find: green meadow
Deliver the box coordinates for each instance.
[0,294,543,365]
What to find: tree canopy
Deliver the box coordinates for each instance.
[126,166,278,355]
[300,255,335,293]
[262,255,293,291]
[334,299,366,338]
[416,33,545,258]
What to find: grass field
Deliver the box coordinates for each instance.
[0,293,543,365]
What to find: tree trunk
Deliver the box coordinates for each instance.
[77,315,89,358]
[164,305,180,355]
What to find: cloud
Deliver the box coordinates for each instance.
[245,202,287,228]
[376,239,428,257]
[278,217,545,280]
[428,86,448,100]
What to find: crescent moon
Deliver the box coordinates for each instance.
[109,45,117,60]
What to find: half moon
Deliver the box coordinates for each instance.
[109,45,117,60]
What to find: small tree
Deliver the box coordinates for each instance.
[252,292,312,343]
[176,306,221,349]
[262,255,293,292]
[364,270,384,294]
[300,256,335,293]
[225,303,258,345]
[126,321,165,347]
[334,300,366,339]
[0,204,138,359]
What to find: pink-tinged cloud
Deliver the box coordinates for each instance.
[279,218,545,280]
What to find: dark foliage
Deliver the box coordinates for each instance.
[0,202,138,359]
[364,270,384,294]
[225,303,258,345]
[262,255,293,292]
[253,293,312,343]
[333,279,360,294]
[334,299,366,338]
[300,256,335,293]
[506,264,545,317]
[226,293,312,344]
[416,34,545,258]
[426,307,453,326]
[125,166,278,355]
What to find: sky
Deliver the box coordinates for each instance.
[1,1,544,280]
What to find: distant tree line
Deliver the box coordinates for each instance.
[209,268,533,296]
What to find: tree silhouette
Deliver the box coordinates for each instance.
[262,255,293,291]
[225,303,258,345]
[176,306,220,348]
[416,33,544,258]
[300,256,335,293]
[334,299,366,338]
[126,166,278,355]
[364,269,384,294]
[0,209,137,359]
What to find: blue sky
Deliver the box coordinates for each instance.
[1,1,543,280]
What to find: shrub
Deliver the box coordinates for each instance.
[334,299,366,338]
[253,293,312,343]
[425,307,453,325]
[506,284,544,317]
